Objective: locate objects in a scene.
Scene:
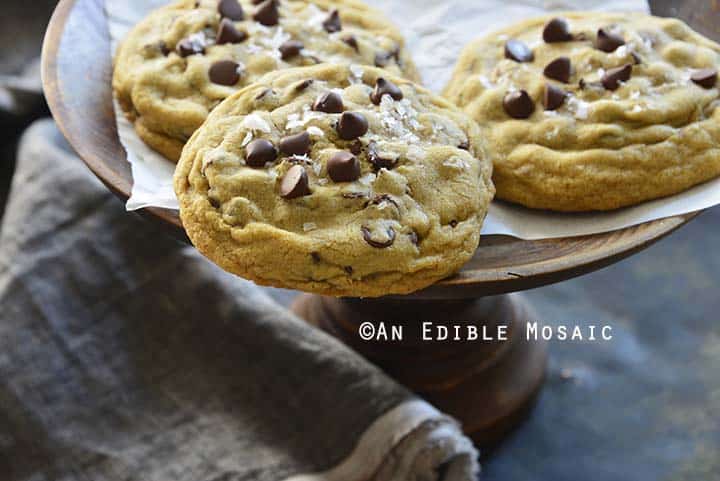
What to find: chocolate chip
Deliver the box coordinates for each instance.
[543,17,572,43]
[449,220,458,228]
[158,41,170,56]
[543,84,567,110]
[543,57,571,83]
[327,151,360,182]
[361,225,395,248]
[312,91,344,113]
[578,78,587,89]
[367,141,397,170]
[322,9,341,33]
[342,35,359,52]
[601,63,632,90]
[370,77,403,105]
[336,112,368,140]
[595,28,625,53]
[503,90,535,119]
[408,231,419,246]
[279,40,303,60]
[280,165,311,199]
[279,131,311,155]
[177,37,205,57]
[209,60,241,85]
[504,39,534,63]
[254,0,279,26]
[216,19,248,44]
[691,68,717,89]
[311,252,321,263]
[218,0,244,20]
[349,140,363,155]
[245,139,277,167]
[294,79,314,92]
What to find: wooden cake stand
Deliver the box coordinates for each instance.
[42,0,703,449]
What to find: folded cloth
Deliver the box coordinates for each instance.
[0,119,478,480]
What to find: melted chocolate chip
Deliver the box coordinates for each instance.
[218,0,244,20]
[279,40,303,60]
[279,131,311,156]
[504,39,534,63]
[601,63,632,90]
[245,139,277,167]
[254,0,279,26]
[370,77,403,105]
[691,68,717,89]
[361,225,395,248]
[596,28,625,53]
[367,141,397,171]
[543,84,567,111]
[313,91,344,113]
[322,9,341,33]
[543,17,572,43]
[327,151,360,182]
[294,79,314,92]
[342,35,359,52]
[216,18,248,44]
[209,60,241,85]
[280,165,311,199]
[543,57,571,83]
[336,112,368,140]
[177,37,205,57]
[503,90,535,119]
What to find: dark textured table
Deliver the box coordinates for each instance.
[2,0,719,479]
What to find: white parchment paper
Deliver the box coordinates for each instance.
[107,0,720,239]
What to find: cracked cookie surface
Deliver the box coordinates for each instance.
[174,64,494,297]
[114,0,419,161]
[444,12,720,211]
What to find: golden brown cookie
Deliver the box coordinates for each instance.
[114,0,419,161]
[174,64,494,297]
[444,12,720,211]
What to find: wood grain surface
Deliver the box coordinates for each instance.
[41,0,708,298]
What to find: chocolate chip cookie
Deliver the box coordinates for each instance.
[174,64,494,297]
[113,0,419,162]
[444,13,720,211]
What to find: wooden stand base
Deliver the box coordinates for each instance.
[291,293,547,449]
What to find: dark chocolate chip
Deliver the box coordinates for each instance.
[596,28,625,53]
[245,139,277,167]
[294,79,314,91]
[279,40,304,60]
[691,68,717,89]
[280,165,311,199]
[361,225,395,248]
[543,17,572,43]
[279,131,311,155]
[601,63,632,90]
[209,60,241,85]
[254,0,279,26]
[504,39,534,63]
[342,35,359,52]
[408,231,419,246]
[503,90,535,119]
[327,151,360,182]
[177,37,205,57]
[370,77,403,105]
[322,9,341,33]
[367,141,397,170]
[218,0,244,20]
[349,140,363,155]
[336,112,368,140]
[543,84,567,110]
[216,18,248,44]
[312,91,344,113]
[543,57,571,83]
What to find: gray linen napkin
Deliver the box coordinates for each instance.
[0,118,478,480]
